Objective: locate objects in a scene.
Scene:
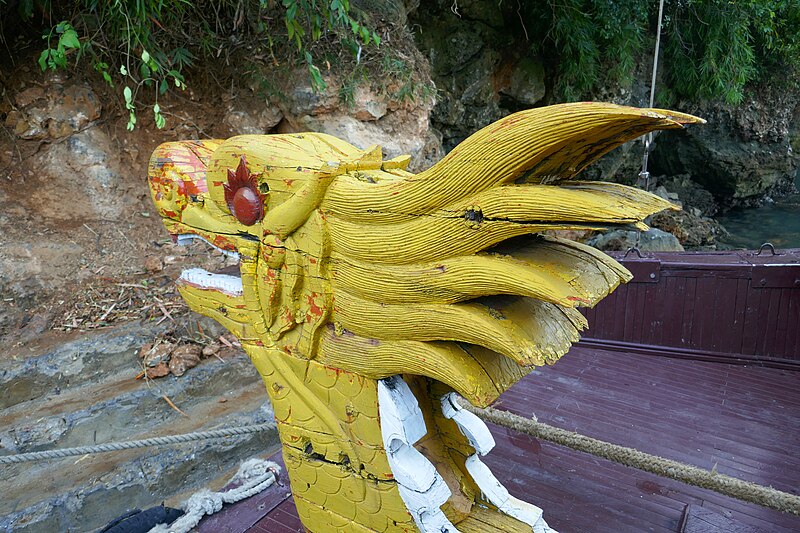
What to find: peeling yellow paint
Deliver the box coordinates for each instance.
[148,102,702,532]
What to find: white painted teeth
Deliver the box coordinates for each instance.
[178,268,243,296]
[440,393,495,455]
[441,393,557,533]
[378,380,557,533]
[175,233,241,260]
[378,376,459,533]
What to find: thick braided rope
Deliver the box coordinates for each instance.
[463,403,800,516]
[148,458,280,533]
[0,424,274,465]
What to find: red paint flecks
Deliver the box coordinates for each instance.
[567,296,591,305]
[306,292,324,318]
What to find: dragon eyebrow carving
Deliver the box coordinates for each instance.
[147,103,703,532]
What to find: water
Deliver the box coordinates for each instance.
[716,187,800,250]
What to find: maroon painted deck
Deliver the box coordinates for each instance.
[194,249,800,532]
[197,345,800,532]
[581,249,800,366]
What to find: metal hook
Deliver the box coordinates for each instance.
[756,242,778,256]
[624,246,645,259]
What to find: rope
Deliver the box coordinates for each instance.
[462,403,800,516]
[0,424,274,465]
[148,458,280,533]
[6,401,797,517]
[639,0,667,192]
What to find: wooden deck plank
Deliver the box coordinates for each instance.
[730,278,750,356]
[761,289,783,357]
[662,276,684,347]
[205,344,800,533]
[741,283,762,356]
[773,288,791,357]
[681,277,698,348]
[710,278,737,353]
[786,290,800,361]
[497,348,800,493]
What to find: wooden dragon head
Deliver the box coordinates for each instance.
[148,103,702,532]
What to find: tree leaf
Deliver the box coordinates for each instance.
[123,86,134,109]
[59,29,80,49]
[38,50,49,71]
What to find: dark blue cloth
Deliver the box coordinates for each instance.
[99,505,184,533]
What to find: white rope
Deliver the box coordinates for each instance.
[0,424,274,465]
[148,458,281,533]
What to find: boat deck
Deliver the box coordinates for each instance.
[197,344,800,532]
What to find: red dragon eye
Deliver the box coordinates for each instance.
[223,154,266,226]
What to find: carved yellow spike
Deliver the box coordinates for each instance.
[147,102,703,532]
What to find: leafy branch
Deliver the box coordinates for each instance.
[29,0,380,130]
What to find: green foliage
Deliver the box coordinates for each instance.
[520,0,800,104]
[22,0,380,129]
[523,0,648,101]
[38,22,81,71]
[379,53,435,103]
[662,0,800,104]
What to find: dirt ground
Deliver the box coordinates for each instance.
[0,52,259,350]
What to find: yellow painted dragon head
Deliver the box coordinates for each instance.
[148,103,702,532]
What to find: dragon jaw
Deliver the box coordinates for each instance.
[147,103,703,532]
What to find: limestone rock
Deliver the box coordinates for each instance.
[295,107,438,171]
[277,70,438,171]
[223,105,283,135]
[352,85,388,121]
[411,1,528,151]
[502,57,546,107]
[651,86,800,207]
[588,228,684,252]
[279,69,341,117]
[5,83,101,140]
[658,174,719,216]
[31,128,135,221]
[648,209,727,250]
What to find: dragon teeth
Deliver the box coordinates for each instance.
[178,268,243,296]
[378,376,459,533]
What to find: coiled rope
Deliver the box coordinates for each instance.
[0,423,274,465]
[462,403,800,516]
[148,458,280,533]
